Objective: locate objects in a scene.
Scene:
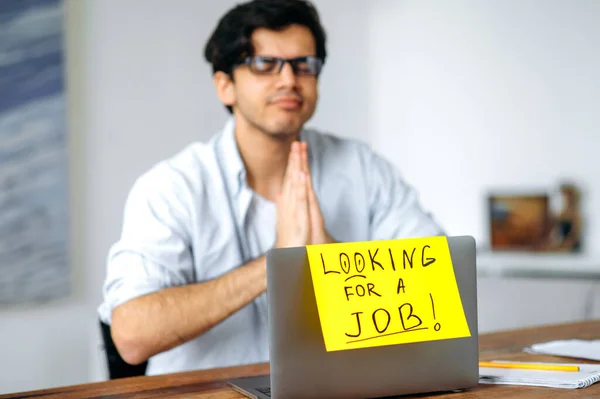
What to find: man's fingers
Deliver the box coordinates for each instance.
[300,142,318,210]
[295,169,307,203]
[300,141,312,176]
[282,142,299,196]
[306,167,324,229]
[295,170,309,221]
[306,167,318,206]
[284,142,298,178]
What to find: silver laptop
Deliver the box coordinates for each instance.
[228,235,479,398]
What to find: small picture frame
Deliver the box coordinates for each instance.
[488,194,550,251]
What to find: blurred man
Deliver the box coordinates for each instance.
[98,0,443,375]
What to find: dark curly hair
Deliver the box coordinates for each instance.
[204,0,327,113]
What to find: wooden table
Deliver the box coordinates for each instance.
[3,320,600,398]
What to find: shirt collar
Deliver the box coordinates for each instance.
[218,117,311,197]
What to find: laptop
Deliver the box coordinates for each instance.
[228,235,479,398]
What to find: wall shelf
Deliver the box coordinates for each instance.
[476,252,600,280]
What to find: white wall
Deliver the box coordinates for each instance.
[0,0,369,394]
[368,0,600,252]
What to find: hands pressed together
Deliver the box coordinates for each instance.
[274,141,334,248]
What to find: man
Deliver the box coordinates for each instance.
[98,0,443,376]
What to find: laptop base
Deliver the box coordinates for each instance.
[228,375,272,399]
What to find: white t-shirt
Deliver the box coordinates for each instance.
[246,193,277,257]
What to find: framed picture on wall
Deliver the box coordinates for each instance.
[488,194,550,251]
[0,0,70,305]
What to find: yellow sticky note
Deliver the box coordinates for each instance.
[306,236,471,352]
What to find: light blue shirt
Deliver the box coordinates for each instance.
[98,118,444,375]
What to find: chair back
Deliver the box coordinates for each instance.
[99,320,148,379]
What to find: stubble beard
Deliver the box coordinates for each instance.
[243,109,303,142]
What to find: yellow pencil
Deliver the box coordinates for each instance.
[479,361,579,372]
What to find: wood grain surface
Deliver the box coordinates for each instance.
[2,320,599,398]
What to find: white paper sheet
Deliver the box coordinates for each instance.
[479,361,600,389]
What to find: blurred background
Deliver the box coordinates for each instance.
[0,0,599,393]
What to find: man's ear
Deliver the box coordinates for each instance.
[214,71,235,108]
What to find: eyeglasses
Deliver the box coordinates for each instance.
[235,56,323,76]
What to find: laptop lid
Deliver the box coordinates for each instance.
[264,235,479,399]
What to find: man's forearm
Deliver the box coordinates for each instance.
[111,255,267,365]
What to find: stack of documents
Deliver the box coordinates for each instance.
[524,339,600,361]
[479,361,600,389]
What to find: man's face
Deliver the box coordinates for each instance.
[230,24,319,139]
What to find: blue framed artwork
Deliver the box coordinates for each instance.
[0,0,69,305]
